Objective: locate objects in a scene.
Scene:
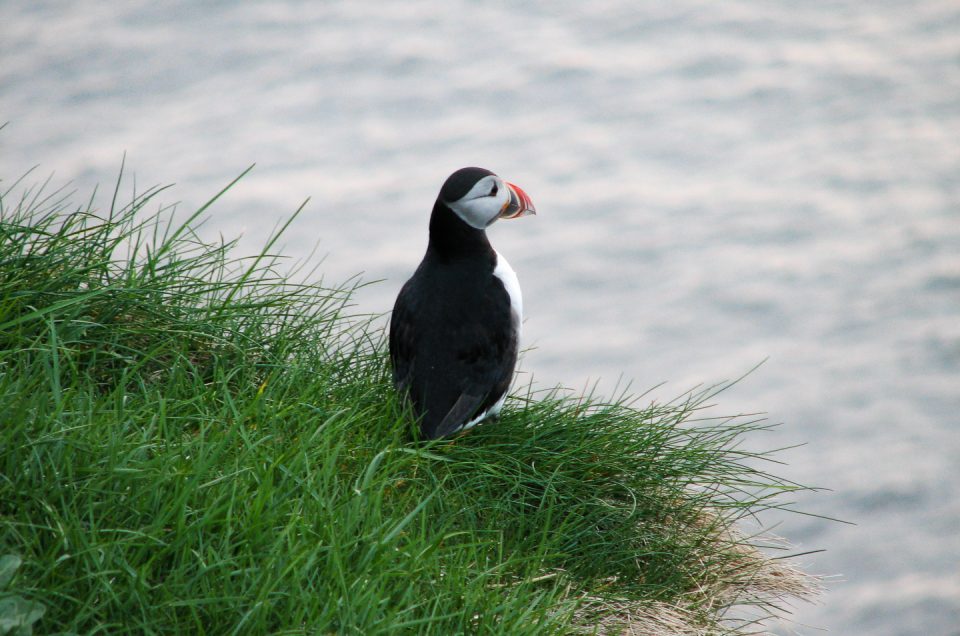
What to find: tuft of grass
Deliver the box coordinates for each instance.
[0,168,818,635]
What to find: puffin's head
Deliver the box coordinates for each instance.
[439,167,536,230]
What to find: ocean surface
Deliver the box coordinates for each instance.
[2,1,958,633]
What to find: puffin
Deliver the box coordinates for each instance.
[389,167,536,440]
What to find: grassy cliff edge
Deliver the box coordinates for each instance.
[0,171,818,635]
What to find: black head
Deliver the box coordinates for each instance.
[436,167,536,230]
[438,167,496,204]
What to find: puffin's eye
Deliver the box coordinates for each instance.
[489,184,498,197]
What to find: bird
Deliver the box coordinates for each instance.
[389,167,536,440]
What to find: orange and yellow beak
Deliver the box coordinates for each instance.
[499,182,537,219]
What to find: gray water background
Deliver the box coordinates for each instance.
[2,1,959,633]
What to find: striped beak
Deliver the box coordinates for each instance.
[499,182,536,219]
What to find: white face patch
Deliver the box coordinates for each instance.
[444,175,511,230]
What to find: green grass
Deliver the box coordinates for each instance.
[0,168,817,635]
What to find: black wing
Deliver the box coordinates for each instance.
[389,278,418,395]
[389,269,518,440]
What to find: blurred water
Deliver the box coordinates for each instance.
[2,1,959,633]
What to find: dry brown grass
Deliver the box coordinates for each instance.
[569,508,821,635]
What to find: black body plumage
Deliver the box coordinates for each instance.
[390,168,522,440]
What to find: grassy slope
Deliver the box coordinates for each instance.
[0,172,816,635]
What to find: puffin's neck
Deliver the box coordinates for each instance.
[427,201,496,263]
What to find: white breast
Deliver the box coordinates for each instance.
[493,250,522,335]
